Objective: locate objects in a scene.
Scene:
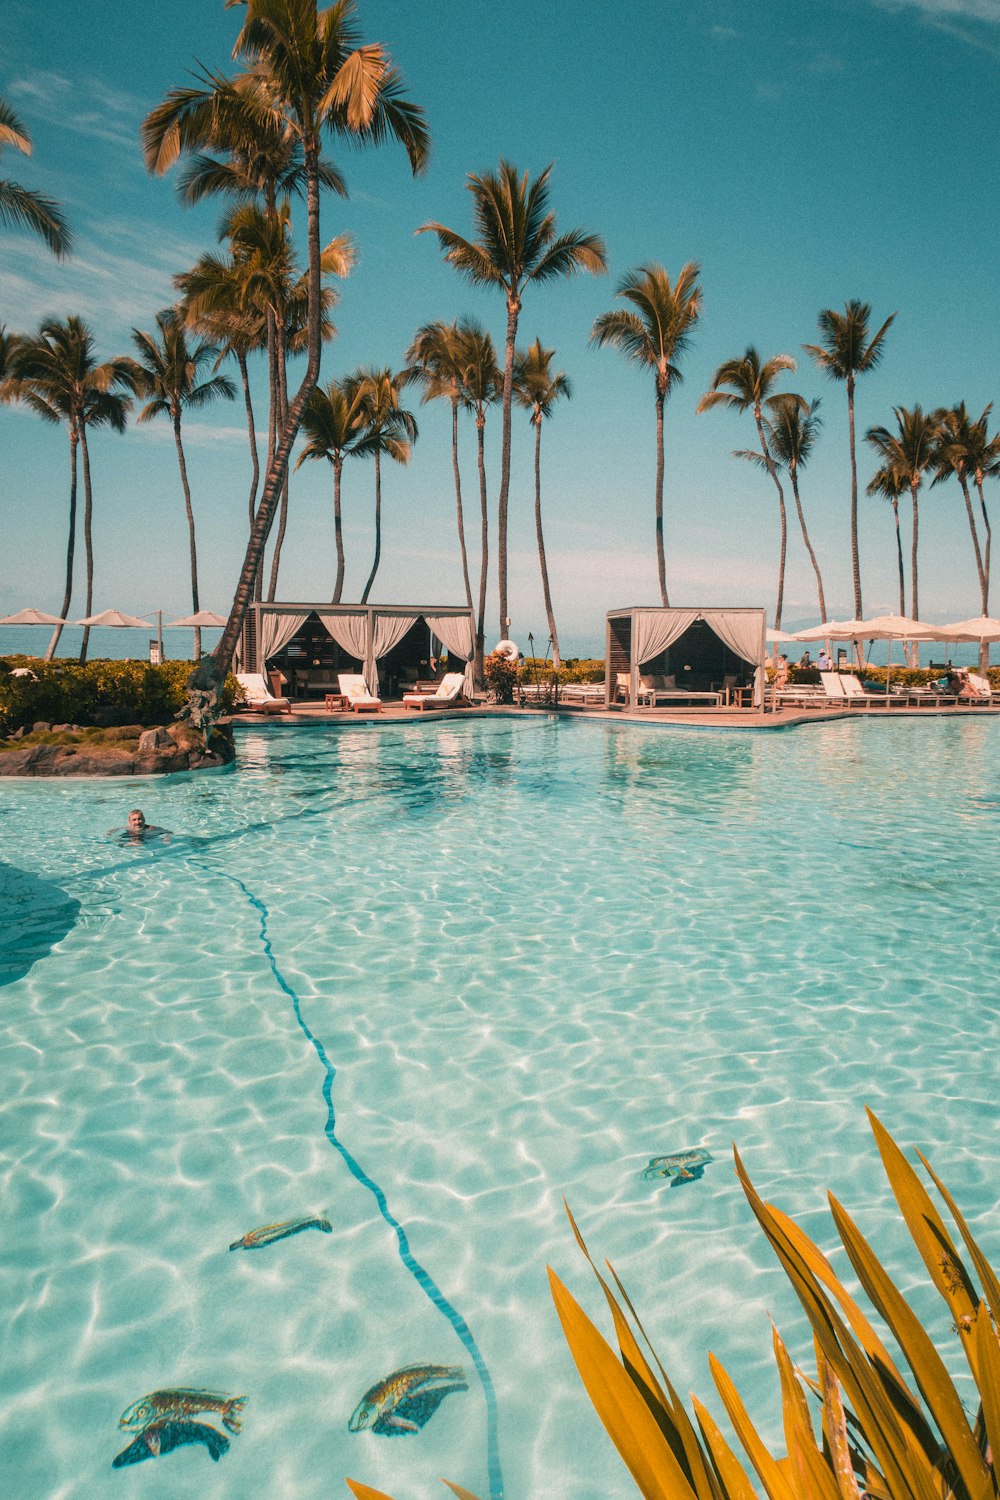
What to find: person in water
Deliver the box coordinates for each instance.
[121,809,169,842]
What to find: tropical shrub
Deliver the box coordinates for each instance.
[483,649,519,703]
[351,1112,1000,1500]
[0,658,238,736]
[519,657,605,684]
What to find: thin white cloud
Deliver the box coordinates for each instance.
[874,0,1000,18]
[129,422,247,449]
[6,68,144,153]
[0,231,189,341]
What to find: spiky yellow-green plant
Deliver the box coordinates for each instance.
[350,1112,1000,1500]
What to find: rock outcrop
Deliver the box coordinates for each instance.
[0,723,235,777]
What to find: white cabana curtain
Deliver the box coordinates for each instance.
[317,610,367,665]
[425,613,475,696]
[259,611,309,663]
[369,613,419,692]
[702,610,766,706]
[632,609,700,666]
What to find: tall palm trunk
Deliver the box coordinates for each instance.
[975,474,992,613]
[847,371,862,618]
[360,449,381,604]
[212,140,323,675]
[257,310,279,602]
[266,326,290,602]
[533,412,560,668]
[891,499,905,617]
[957,472,987,614]
[238,350,260,533]
[331,455,345,603]
[497,294,520,638]
[475,412,489,681]
[654,387,668,607]
[753,405,788,630]
[46,425,79,661]
[451,398,474,617]
[788,461,827,622]
[78,423,95,665]
[172,404,201,659]
[910,481,920,664]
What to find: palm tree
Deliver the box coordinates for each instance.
[804,300,895,618]
[127,308,236,658]
[865,405,937,644]
[456,321,501,679]
[143,0,428,687]
[294,374,374,601]
[9,317,133,661]
[418,160,606,638]
[177,249,268,537]
[353,367,417,603]
[967,406,1000,611]
[0,99,72,256]
[867,464,908,618]
[513,338,571,667]
[737,393,828,624]
[697,348,798,629]
[591,262,701,606]
[930,403,987,618]
[406,319,475,621]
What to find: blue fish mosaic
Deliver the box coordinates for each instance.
[643,1147,713,1185]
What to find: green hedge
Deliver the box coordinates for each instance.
[0,658,239,737]
[519,657,604,684]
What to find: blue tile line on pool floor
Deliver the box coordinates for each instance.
[215,864,505,1500]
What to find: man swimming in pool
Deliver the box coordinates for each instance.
[121,809,169,842]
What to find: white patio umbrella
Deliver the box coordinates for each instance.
[936,616,1000,641]
[852,614,941,695]
[166,610,228,628]
[74,609,151,628]
[166,609,227,661]
[766,627,799,642]
[0,607,67,626]
[791,618,870,641]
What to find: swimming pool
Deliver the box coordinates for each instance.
[1,714,998,1498]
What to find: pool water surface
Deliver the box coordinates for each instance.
[1,714,999,1499]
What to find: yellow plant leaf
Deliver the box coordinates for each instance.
[816,1343,861,1500]
[917,1151,1000,1329]
[345,1483,395,1500]
[606,1263,723,1500]
[735,1151,941,1500]
[974,1303,1000,1479]
[867,1110,980,1375]
[709,1352,797,1500]
[788,1423,843,1500]
[564,1203,718,1497]
[548,1266,699,1500]
[828,1192,987,1497]
[770,1320,816,1457]
[691,1397,758,1500]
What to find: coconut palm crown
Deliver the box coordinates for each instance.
[865,404,937,630]
[591,262,701,607]
[0,98,72,257]
[418,159,606,638]
[698,347,798,629]
[514,338,571,667]
[804,299,895,618]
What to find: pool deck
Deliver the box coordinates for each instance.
[230,698,1000,730]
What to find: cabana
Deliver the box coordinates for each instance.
[238,602,475,701]
[605,607,767,709]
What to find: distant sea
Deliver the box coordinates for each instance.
[0,626,222,663]
[0,625,986,669]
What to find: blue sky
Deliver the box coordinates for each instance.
[1,0,998,655]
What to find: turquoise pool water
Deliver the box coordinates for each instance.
[1,715,999,1498]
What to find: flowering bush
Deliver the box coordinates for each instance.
[483,649,519,703]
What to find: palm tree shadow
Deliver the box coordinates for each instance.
[0,859,81,987]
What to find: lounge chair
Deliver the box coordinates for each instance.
[402,672,467,711]
[965,673,995,704]
[338,673,382,713]
[236,672,292,714]
[838,675,877,708]
[558,682,606,704]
